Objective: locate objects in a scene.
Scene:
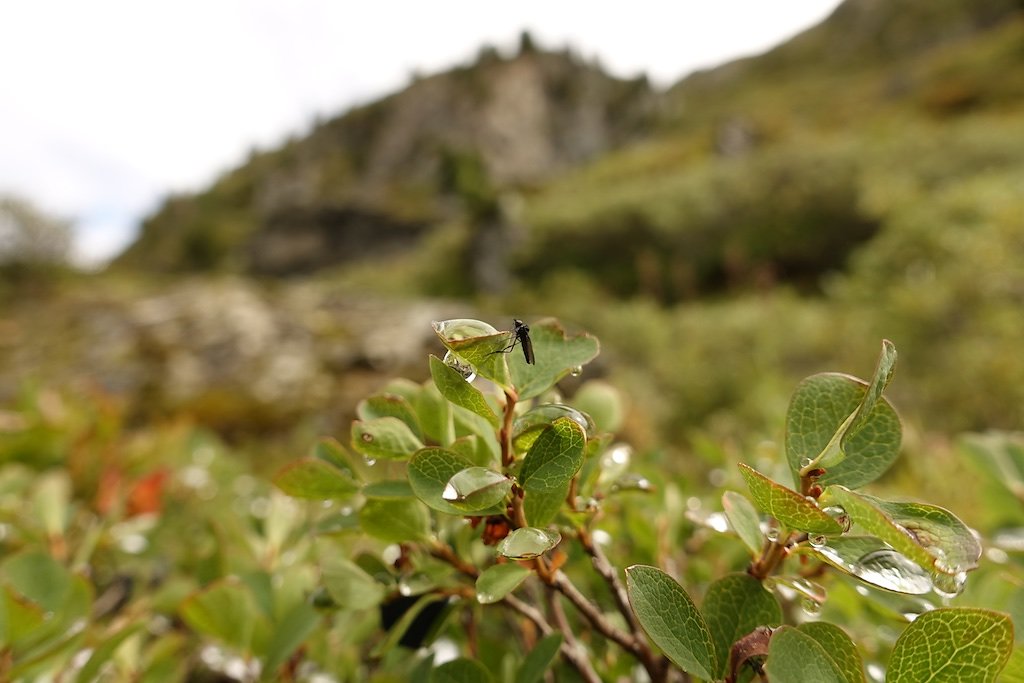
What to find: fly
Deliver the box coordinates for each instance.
[492,319,535,365]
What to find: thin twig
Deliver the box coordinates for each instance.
[545,590,602,683]
[551,570,640,654]
[503,594,601,683]
[577,528,667,680]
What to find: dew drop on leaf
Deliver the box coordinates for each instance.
[931,570,967,598]
[443,350,477,383]
[809,534,827,548]
[799,457,814,469]
[765,527,780,542]
[800,597,822,617]
[569,365,583,377]
[363,457,377,467]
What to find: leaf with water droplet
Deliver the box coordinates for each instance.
[722,490,764,557]
[496,527,561,560]
[795,622,866,683]
[738,464,843,535]
[785,371,901,489]
[824,486,981,580]
[887,608,1013,683]
[520,418,587,526]
[351,416,424,461]
[800,535,933,594]
[764,626,848,683]
[507,319,599,400]
[433,319,513,391]
[441,467,512,513]
[273,457,359,500]
[408,448,506,516]
[430,355,499,429]
[702,573,782,678]
[625,565,717,680]
[475,563,532,604]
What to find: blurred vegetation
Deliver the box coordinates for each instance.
[3,1,1024,678]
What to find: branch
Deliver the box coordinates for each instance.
[545,591,602,683]
[503,594,600,683]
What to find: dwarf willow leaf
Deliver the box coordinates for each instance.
[722,490,764,556]
[508,319,599,400]
[430,658,494,683]
[765,626,847,683]
[702,573,782,678]
[475,563,531,604]
[520,418,586,526]
[785,373,901,489]
[429,355,499,428]
[824,487,981,578]
[625,565,716,679]
[273,458,359,500]
[351,416,423,460]
[516,633,563,683]
[796,622,866,683]
[738,464,842,534]
[359,498,431,543]
[887,608,1012,682]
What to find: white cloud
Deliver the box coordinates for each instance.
[0,0,842,265]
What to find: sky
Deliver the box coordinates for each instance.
[0,0,843,265]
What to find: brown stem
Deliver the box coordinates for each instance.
[550,570,641,655]
[545,590,602,683]
[577,528,667,680]
[429,541,478,578]
[748,530,792,581]
[503,594,601,683]
[499,388,518,469]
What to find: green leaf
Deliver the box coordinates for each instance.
[320,554,386,610]
[516,633,563,683]
[722,490,764,557]
[520,418,587,526]
[179,578,261,652]
[442,467,512,513]
[409,448,503,516]
[738,464,842,534]
[351,416,424,461]
[273,457,359,499]
[572,380,624,433]
[475,563,532,604]
[1001,646,1024,683]
[702,573,782,678]
[262,601,319,679]
[416,381,454,445]
[496,527,561,560]
[508,319,600,400]
[765,626,847,683]
[887,608,1013,683]
[430,355,499,428]
[75,624,144,683]
[359,498,431,543]
[841,340,897,454]
[1,550,72,613]
[433,319,513,391]
[314,437,359,472]
[801,535,933,594]
[362,479,415,498]
[824,487,981,578]
[358,393,424,440]
[785,373,901,489]
[625,565,717,679]
[796,622,865,683]
[430,657,494,683]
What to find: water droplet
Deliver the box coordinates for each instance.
[441,482,458,501]
[432,319,499,340]
[799,457,814,469]
[363,456,377,467]
[822,506,851,532]
[931,571,967,599]
[512,404,596,442]
[809,534,827,548]
[443,350,477,383]
[569,365,583,377]
[765,527,780,542]
[801,598,822,617]
[361,433,374,443]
